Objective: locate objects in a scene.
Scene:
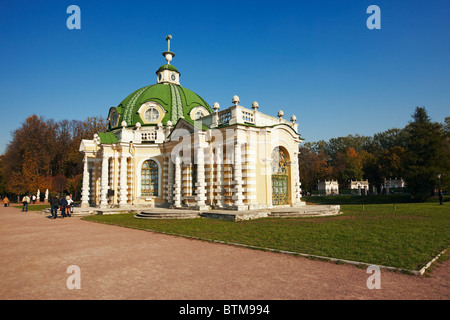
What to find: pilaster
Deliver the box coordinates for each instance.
[166,156,174,204]
[80,156,90,208]
[232,142,245,210]
[194,134,209,210]
[100,154,110,208]
[119,155,128,207]
[173,155,182,208]
[214,146,225,208]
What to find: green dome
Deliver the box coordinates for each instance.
[109,83,213,130]
[157,64,180,74]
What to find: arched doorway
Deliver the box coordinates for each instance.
[271,147,290,205]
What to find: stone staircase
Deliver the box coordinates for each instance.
[41,204,341,220]
[135,210,201,220]
[268,205,341,218]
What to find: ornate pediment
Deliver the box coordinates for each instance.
[169,119,195,141]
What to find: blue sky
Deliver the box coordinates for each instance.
[0,0,449,154]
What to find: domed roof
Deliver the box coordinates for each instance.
[108,82,212,130]
[107,35,213,131]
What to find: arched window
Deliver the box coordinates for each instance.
[144,107,160,123]
[141,160,159,196]
[110,112,119,128]
[194,110,204,120]
[271,147,288,175]
[189,106,209,121]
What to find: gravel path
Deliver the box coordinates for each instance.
[0,205,448,300]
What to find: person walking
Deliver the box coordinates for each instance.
[31,194,36,204]
[438,189,444,205]
[66,195,73,217]
[50,195,60,219]
[59,195,68,218]
[21,194,31,212]
[2,196,9,207]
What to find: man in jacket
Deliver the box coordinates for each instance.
[59,196,68,218]
[21,194,30,212]
[50,195,60,219]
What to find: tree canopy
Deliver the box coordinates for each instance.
[298,107,449,198]
[403,107,448,199]
[0,115,107,200]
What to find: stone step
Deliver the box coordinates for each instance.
[135,211,200,219]
[268,205,341,218]
[269,211,340,218]
[41,208,95,216]
[269,206,342,218]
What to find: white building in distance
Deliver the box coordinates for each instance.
[317,180,339,195]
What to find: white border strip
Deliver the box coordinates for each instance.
[418,248,448,275]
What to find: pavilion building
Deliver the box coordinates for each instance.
[79,36,305,211]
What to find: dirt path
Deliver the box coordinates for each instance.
[0,205,448,300]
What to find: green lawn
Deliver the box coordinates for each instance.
[82,202,449,272]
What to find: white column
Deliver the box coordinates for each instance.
[173,155,182,208]
[184,164,192,197]
[119,155,128,207]
[128,155,134,204]
[245,136,258,209]
[80,156,90,208]
[167,156,174,204]
[195,144,208,210]
[100,154,109,208]
[293,150,305,206]
[215,146,225,208]
[204,147,213,205]
[232,142,245,210]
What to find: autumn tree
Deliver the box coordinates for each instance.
[327,134,372,158]
[332,147,364,186]
[380,146,406,179]
[298,144,333,192]
[1,114,107,200]
[0,155,6,195]
[52,174,68,194]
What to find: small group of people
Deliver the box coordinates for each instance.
[49,195,74,219]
